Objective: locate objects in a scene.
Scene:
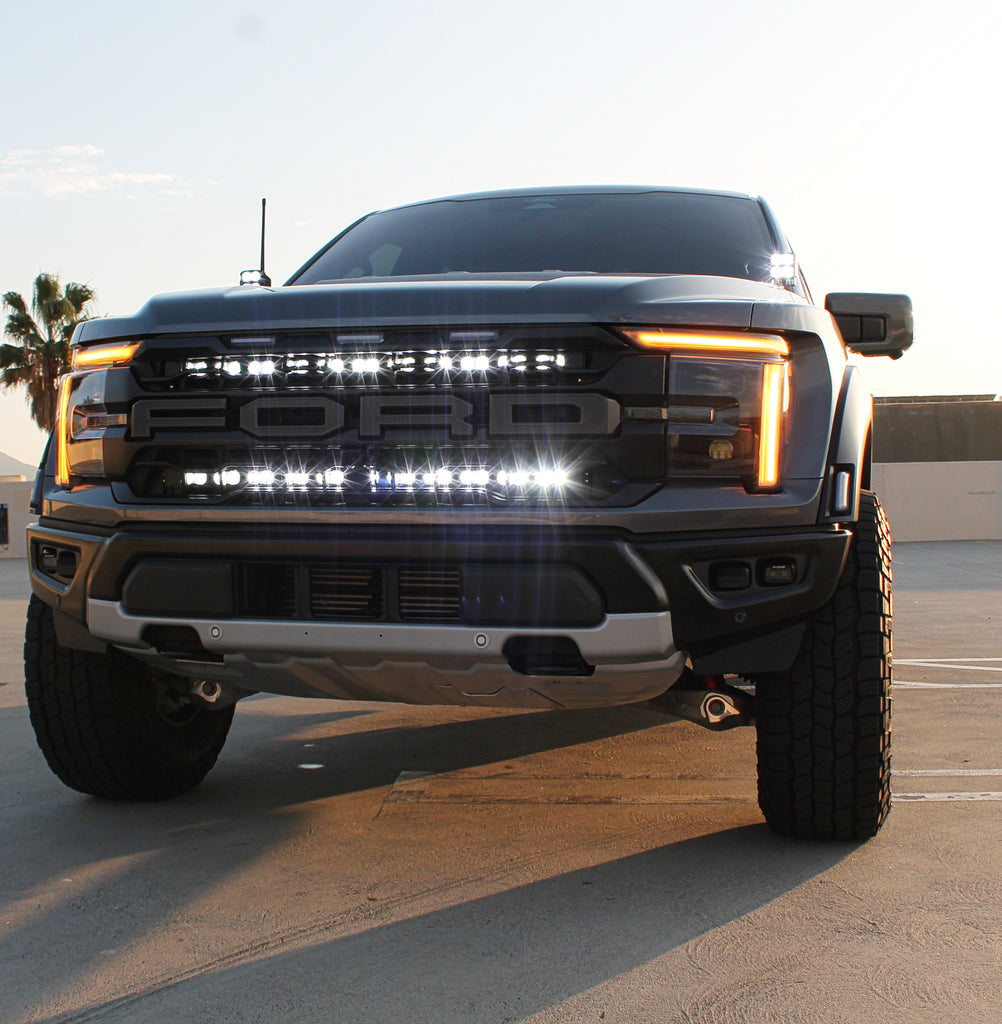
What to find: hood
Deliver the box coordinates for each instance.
[73,273,807,344]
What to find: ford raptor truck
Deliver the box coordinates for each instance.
[23,186,912,839]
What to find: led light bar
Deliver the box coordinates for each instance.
[622,330,789,357]
[181,464,573,493]
[181,350,569,380]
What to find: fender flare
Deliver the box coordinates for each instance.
[819,365,872,523]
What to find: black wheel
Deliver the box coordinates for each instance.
[756,490,892,840]
[24,595,234,800]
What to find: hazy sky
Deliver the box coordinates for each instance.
[2,0,999,465]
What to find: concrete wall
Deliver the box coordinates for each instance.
[870,398,1002,541]
[873,398,1002,463]
[0,480,34,559]
[872,462,1002,542]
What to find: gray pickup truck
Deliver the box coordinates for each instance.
[24,186,911,839]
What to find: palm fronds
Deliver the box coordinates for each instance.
[1,273,97,430]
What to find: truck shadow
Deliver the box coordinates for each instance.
[29,824,857,1024]
[8,700,855,1023]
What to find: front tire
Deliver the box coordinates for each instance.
[756,490,893,840]
[25,595,234,800]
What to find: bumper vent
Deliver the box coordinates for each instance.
[310,566,383,619]
[121,555,605,629]
[399,567,462,621]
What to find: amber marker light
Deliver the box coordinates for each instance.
[55,376,74,487]
[71,341,141,369]
[757,362,786,488]
[622,329,789,357]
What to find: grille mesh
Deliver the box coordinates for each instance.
[310,566,383,618]
[399,567,462,621]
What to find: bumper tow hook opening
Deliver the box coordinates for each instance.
[502,636,595,677]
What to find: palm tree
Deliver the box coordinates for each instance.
[1,273,96,431]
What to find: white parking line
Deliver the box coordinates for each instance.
[895,681,1002,689]
[895,663,1002,673]
[897,769,1002,776]
[894,793,1002,802]
[892,657,1002,688]
[896,657,1002,663]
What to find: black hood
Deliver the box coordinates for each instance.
[73,273,808,343]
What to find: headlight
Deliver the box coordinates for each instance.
[621,329,789,491]
[56,343,140,487]
[55,370,129,487]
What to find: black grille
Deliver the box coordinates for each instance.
[114,323,665,510]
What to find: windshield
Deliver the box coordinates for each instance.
[290,191,778,284]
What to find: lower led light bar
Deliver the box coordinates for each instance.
[182,464,572,493]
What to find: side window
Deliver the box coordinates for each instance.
[0,504,8,547]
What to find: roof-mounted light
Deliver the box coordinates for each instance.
[71,341,141,370]
[622,330,788,357]
[769,252,798,284]
[239,269,272,286]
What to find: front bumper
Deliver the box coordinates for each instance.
[28,518,850,705]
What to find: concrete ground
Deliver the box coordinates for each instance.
[2,541,1001,1024]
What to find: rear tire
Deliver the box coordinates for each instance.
[756,490,892,839]
[24,595,234,800]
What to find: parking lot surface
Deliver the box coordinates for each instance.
[2,542,1001,1024]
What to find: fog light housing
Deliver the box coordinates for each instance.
[37,544,78,581]
[758,558,798,587]
[709,562,752,591]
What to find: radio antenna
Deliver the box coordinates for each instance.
[260,198,268,278]
[239,197,272,286]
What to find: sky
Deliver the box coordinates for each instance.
[2,0,1000,466]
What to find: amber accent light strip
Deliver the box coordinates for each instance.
[622,329,789,357]
[757,362,786,488]
[71,341,141,369]
[55,376,74,487]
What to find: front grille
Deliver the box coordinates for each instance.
[112,324,667,509]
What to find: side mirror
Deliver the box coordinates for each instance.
[824,292,913,359]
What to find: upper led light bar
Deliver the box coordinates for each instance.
[622,330,789,357]
[181,350,569,380]
[71,341,141,369]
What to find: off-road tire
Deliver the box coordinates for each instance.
[756,490,892,840]
[24,595,234,800]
